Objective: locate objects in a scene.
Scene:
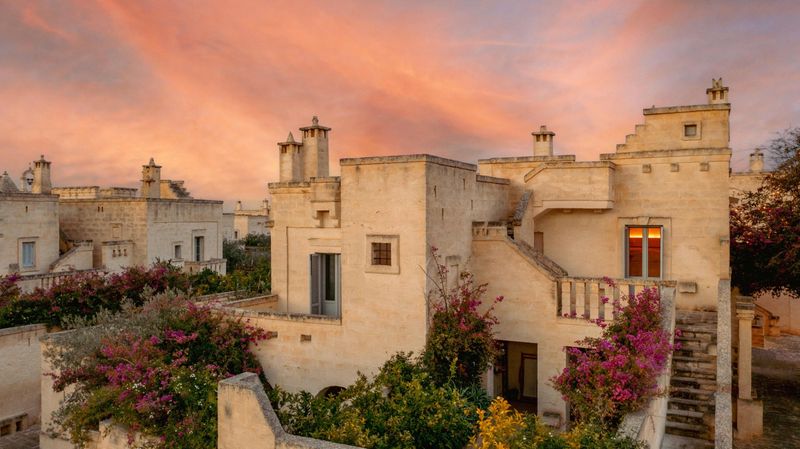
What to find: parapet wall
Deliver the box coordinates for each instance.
[218,372,362,449]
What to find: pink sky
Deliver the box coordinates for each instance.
[1,0,799,208]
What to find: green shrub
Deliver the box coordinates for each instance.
[271,353,485,449]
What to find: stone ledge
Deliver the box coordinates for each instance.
[478,155,576,164]
[340,154,477,171]
[600,148,732,160]
[643,103,730,115]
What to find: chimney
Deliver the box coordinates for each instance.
[299,116,331,179]
[278,132,303,182]
[532,125,555,157]
[749,148,764,173]
[140,158,162,199]
[707,78,729,104]
[32,155,52,194]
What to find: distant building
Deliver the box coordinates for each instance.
[53,159,226,274]
[222,200,270,241]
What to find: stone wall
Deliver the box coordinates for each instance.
[218,372,361,449]
[0,193,60,276]
[0,324,47,431]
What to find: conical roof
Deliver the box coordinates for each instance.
[0,171,19,193]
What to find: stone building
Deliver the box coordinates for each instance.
[220,80,737,446]
[52,159,226,275]
[222,200,270,241]
[0,156,92,281]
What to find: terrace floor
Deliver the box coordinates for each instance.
[0,425,38,449]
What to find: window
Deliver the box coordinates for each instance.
[310,253,341,317]
[21,242,35,268]
[194,236,204,262]
[684,124,697,137]
[365,235,400,274]
[625,226,661,278]
[371,242,391,266]
[174,245,182,260]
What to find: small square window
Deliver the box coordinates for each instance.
[684,124,697,137]
[371,242,391,266]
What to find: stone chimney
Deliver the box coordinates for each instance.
[707,78,729,104]
[32,155,52,194]
[532,125,555,157]
[749,148,764,173]
[235,201,243,211]
[278,132,303,182]
[299,116,331,180]
[140,158,162,199]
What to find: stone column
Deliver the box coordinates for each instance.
[735,299,763,439]
[736,302,755,400]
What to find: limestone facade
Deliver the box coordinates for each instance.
[0,157,62,277]
[233,79,733,427]
[54,159,226,274]
[222,200,270,240]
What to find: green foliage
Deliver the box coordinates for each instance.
[240,233,270,248]
[472,397,643,449]
[188,258,270,295]
[732,127,800,297]
[44,292,268,448]
[421,247,502,389]
[271,353,487,449]
[222,239,246,273]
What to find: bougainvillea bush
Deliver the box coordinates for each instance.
[551,281,676,427]
[0,263,189,329]
[44,292,268,449]
[422,247,503,388]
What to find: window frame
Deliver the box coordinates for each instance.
[21,241,36,269]
[681,121,702,141]
[365,235,400,274]
[624,225,663,279]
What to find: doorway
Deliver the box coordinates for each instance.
[310,253,341,317]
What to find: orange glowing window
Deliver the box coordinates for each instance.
[626,226,662,278]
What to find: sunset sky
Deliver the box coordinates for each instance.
[1,1,799,208]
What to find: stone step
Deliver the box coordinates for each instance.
[661,434,715,449]
[666,420,706,432]
[671,376,717,386]
[667,408,705,419]
[669,397,716,407]
[672,354,716,363]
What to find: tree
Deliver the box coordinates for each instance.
[731,127,800,297]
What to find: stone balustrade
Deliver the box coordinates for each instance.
[556,276,677,322]
[16,269,105,293]
[183,258,227,275]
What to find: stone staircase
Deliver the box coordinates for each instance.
[665,311,717,447]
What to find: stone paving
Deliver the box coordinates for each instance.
[734,334,800,449]
[0,425,39,449]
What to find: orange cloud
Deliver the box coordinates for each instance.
[0,0,799,207]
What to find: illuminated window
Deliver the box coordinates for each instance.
[371,242,391,266]
[625,226,661,278]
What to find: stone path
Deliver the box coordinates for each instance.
[734,334,800,449]
[0,426,39,449]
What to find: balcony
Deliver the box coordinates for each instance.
[183,258,227,275]
[523,161,615,217]
[556,276,676,322]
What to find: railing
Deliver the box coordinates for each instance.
[556,277,677,321]
[183,258,227,275]
[16,269,105,293]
